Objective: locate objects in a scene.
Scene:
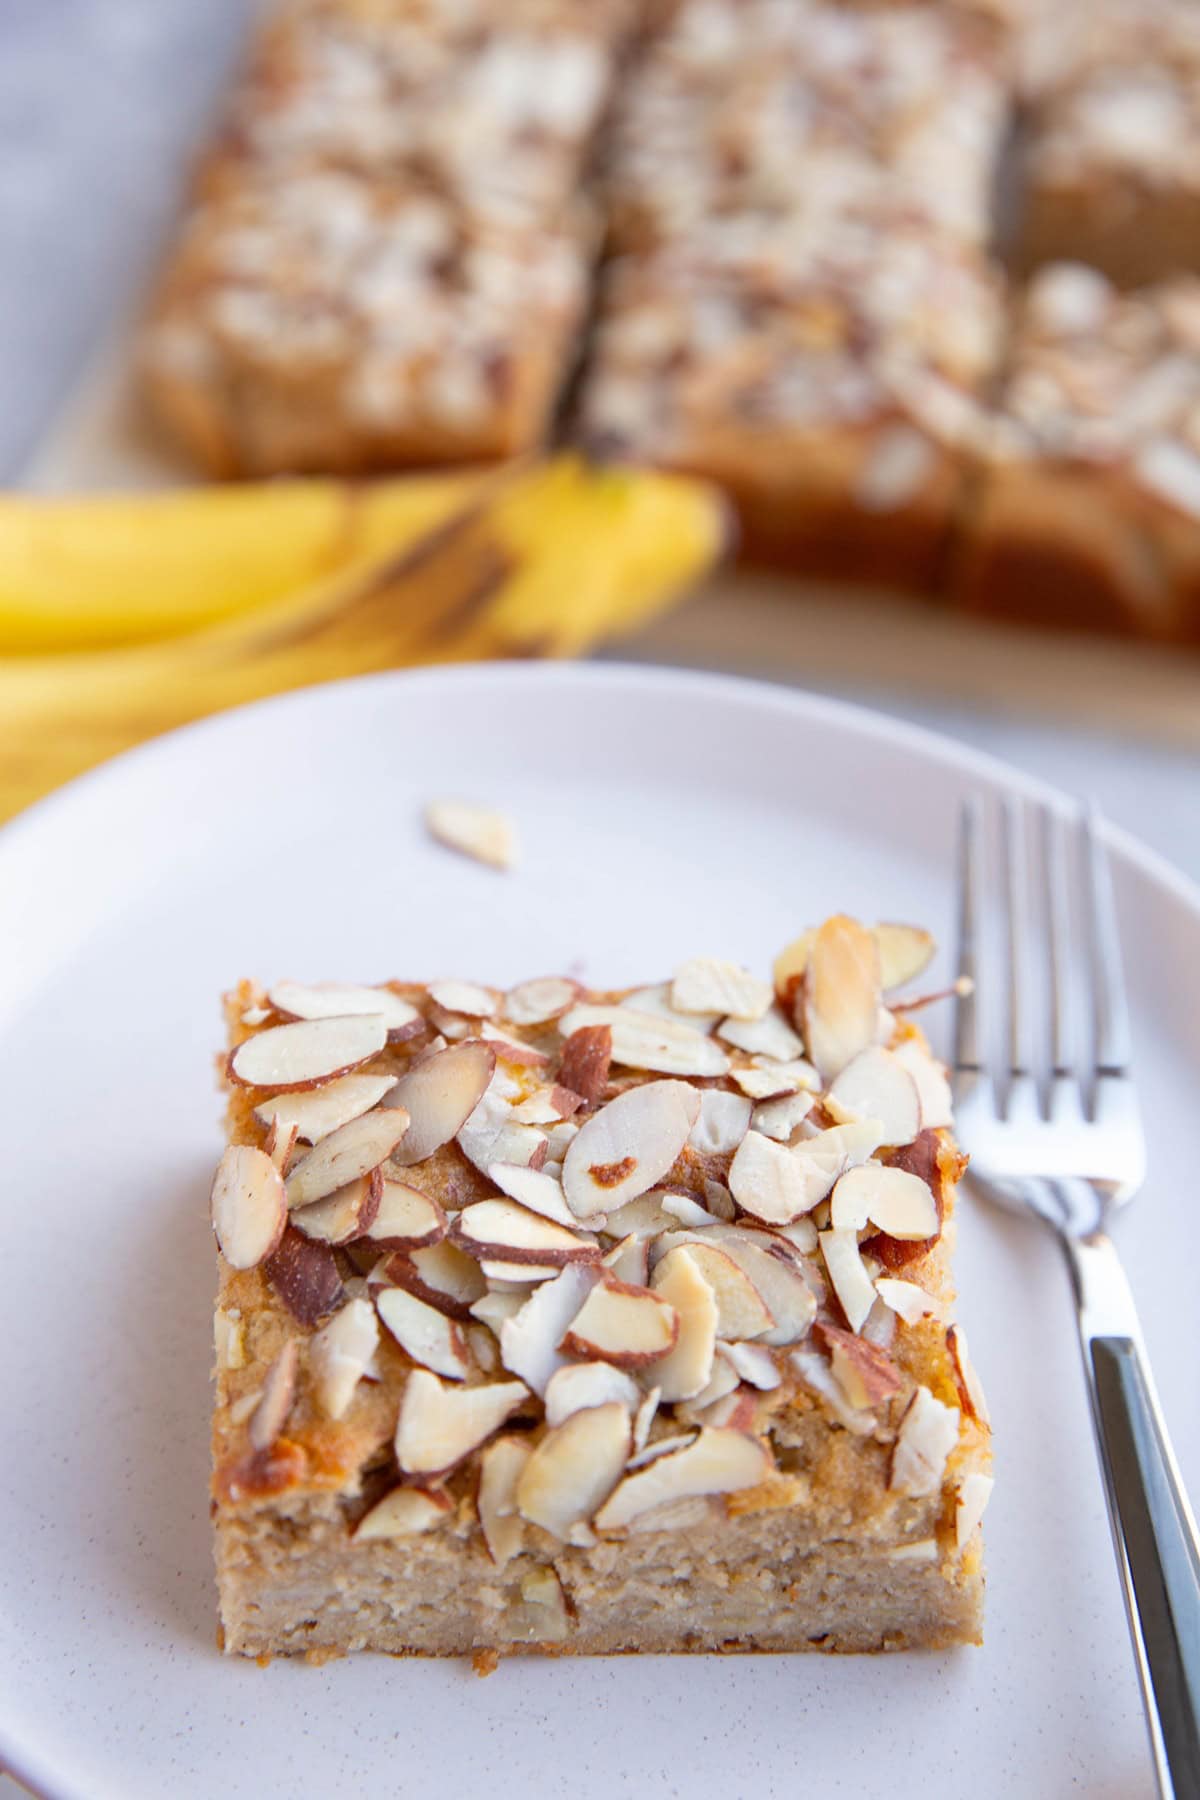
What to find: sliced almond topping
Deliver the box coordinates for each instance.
[470,1289,527,1335]
[625,1430,699,1472]
[263,1227,345,1326]
[562,1079,700,1219]
[504,976,580,1027]
[893,1039,954,1130]
[452,1198,601,1266]
[791,1347,875,1435]
[830,1164,939,1240]
[210,1145,287,1270]
[717,1007,806,1062]
[395,1370,529,1475]
[660,1192,720,1228]
[511,1085,583,1124]
[376,1284,471,1380]
[263,1117,299,1175]
[597,1191,677,1240]
[255,1073,401,1146]
[729,1130,830,1224]
[688,1088,752,1155]
[889,1538,939,1564]
[819,1228,877,1334]
[703,1180,737,1221]
[248,1339,298,1451]
[487,1161,580,1228]
[229,1014,388,1090]
[501,1567,568,1643]
[772,930,814,1001]
[478,1435,532,1567]
[891,1385,960,1496]
[556,1024,612,1104]
[658,1227,816,1347]
[632,1386,660,1452]
[720,1341,780,1390]
[499,1263,601,1395]
[876,1276,944,1325]
[651,1247,718,1402]
[595,1426,772,1531]
[622,983,721,1031]
[309,1298,379,1420]
[751,1089,815,1142]
[291,1172,382,1245]
[562,1275,680,1368]
[827,1047,921,1146]
[456,1085,546,1178]
[268,981,421,1036]
[815,1321,902,1408]
[672,957,771,1022]
[355,1485,452,1540]
[425,799,515,871]
[543,1361,640,1427]
[682,1242,775,1339]
[481,1260,560,1284]
[363,1179,446,1250]
[946,1322,991,1426]
[516,1402,631,1541]
[427,979,496,1018]
[680,1355,741,1417]
[802,916,881,1081]
[601,1233,650,1285]
[875,924,935,993]
[283,1109,409,1210]
[956,1471,995,1548]
[384,1240,487,1320]
[479,1022,550,1067]
[384,1040,496,1167]
[559,1004,729,1078]
[777,1216,819,1255]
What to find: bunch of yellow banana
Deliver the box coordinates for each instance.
[0,457,727,821]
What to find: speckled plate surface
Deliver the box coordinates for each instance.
[1,663,1194,1800]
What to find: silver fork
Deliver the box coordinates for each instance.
[954,796,1200,1799]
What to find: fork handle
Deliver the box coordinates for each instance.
[1064,1230,1200,1799]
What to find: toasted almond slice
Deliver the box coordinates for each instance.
[875,924,936,992]
[478,1435,532,1567]
[621,983,720,1032]
[777,1216,819,1255]
[268,981,421,1036]
[427,1005,471,1040]
[452,1199,601,1266]
[309,1297,380,1419]
[562,1275,680,1368]
[427,979,496,1018]
[501,1566,569,1643]
[384,1240,487,1320]
[680,1354,741,1418]
[657,1227,816,1348]
[395,1371,529,1475]
[729,1130,829,1224]
[470,1289,527,1334]
[254,1073,401,1146]
[504,976,580,1027]
[751,1090,815,1142]
[893,1039,954,1130]
[595,1426,771,1531]
[355,1485,453,1540]
[517,1402,632,1540]
[819,1228,877,1333]
[511,1085,583,1124]
[559,1004,728,1078]
[600,1234,649,1285]
[456,1086,546,1178]
[376,1284,471,1380]
[498,1262,601,1395]
[660,1193,720,1228]
[861,1295,898,1351]
[720,1341,780,1390]
[791,1346,876,1435]
[689,1089,752,1156]
[827,1047,921,1146]
[598,1191,678,1240]
[891,1385,960,1496]
[802,916,880,1081]
[562,1079,700,1219]
[263,1117,299,1175]
[363,1179,446,1250]
[481,1260,561,1284]
[211,1145,287,1270]
[625,1430,699,1472]
[682,1242,775,1339]
[946,1322,991,1426]
[291,1172,382,1245]
[829,1164,939,1240]
[956,1471,995,1548]
[816,1320,902,1408]
[478,1021,550,1066]
[425,798,514,870]
[672,958,771,1022]
[632,1387,660,1453]
[487,1162,580,1228]
[876,1276,944,1325]
[384,1041,496,1168]
[229,1014,388,1090]
[247,1339,298,1451]
[650,1247,718,1401]
[717,1008,805,1062]
[241,1005,270,1026]
[263,1227,344,1325]
[730,1058,819,1101]
[284,1109,409,1210]
[543,1362,641,1427]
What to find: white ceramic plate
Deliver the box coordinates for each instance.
[1,663,1194,1800]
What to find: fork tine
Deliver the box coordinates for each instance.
[1001,795,1028,1084]
[954,798,982,1072]
[1042,804,1073,1077]
[1083,803,1133,1075]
